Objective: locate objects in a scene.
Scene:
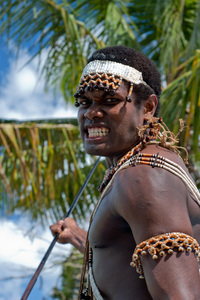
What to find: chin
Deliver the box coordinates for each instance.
[85,148,105,157]
[84,144,109,157]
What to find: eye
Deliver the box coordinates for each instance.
[104,98,121,106]
[79,98,92,106]
[105,98,119,104]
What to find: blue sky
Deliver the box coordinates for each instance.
[0,39,77,299]
[0,40,77,121]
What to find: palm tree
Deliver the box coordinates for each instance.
[1,0,199,181]
[1,0,199,158]
[0,120,105,223]
[0,0,200,297]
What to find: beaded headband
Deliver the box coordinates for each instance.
[74,60,150,106]
[81,60,147,85]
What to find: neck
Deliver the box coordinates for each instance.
[105,140,141,168]
[106,154,127,168]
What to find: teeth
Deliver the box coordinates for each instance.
[88,127,109,138]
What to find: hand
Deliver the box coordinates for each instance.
[50,217,78,244]
[50,217,87,253]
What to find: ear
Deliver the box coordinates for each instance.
[143,94,158,120]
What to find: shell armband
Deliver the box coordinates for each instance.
[130,232,200,279]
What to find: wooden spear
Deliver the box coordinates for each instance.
[21,157,101,300]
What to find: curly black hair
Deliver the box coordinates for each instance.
[87,45,162,116]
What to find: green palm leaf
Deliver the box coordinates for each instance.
[0,122,105,224]
[161,50,200,162]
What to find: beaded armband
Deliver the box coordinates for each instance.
[130,232,200,279]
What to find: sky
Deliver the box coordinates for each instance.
[0,42,77,121]
[0,41,78,299]
[0,211,72,300]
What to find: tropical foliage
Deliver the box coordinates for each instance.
[51,248,83,299]
[0,120,105,224]
[0,0,200,298]
[1,0,199,162]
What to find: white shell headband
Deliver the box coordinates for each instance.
[74,60,151,106]
[80,60,148,85]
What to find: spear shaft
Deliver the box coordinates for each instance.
[21,157,101,300]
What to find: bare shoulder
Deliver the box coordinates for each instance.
[113,144,188,207]
[112,145,193,243]
[141,144,188,170]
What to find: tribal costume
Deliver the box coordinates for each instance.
[75,56,200,300]
[80,149,200,300]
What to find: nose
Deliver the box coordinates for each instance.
[84,103,104,120]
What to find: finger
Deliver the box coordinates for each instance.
[57,220,64,226]
[50,224,62,235]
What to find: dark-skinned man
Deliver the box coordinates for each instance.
[50,46,200,300]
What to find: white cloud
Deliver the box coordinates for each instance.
[0,213,72,300]
[15,67,37,93]
[0,261,63,300]
[0,44,78,299]
[0,47,77,120]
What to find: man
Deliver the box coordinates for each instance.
[50,46,200,299]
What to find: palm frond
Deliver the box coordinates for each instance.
[161,50,200,162]
[0,0,140,102]
[130,0,198,80]
[0,122,105,224]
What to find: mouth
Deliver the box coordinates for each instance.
[86,127,109,138]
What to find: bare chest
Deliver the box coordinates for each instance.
[87,191,151,300]
[89,192,134,249]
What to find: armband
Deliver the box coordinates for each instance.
[130,232,200,279]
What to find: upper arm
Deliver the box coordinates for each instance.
[114,164,192,240]
[113,164,200,299]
